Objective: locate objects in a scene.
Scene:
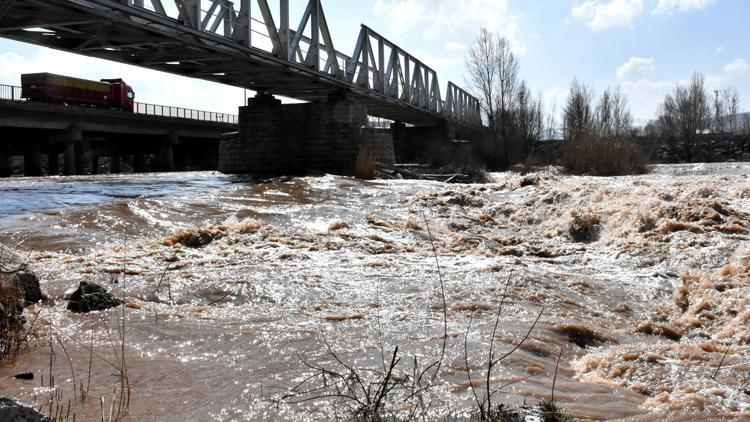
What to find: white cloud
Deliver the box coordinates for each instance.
[411,49,464,70]
[372,0,523,52]
[616,57,656,78]
[653,0,715,15]
[621,79,674,121]
[715,46,724,54]
[725,59,748,74]
[543,85,567,111]
[444,42,466,52]
[571,0,644,31]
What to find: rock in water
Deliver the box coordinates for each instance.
[13,372,34,380]
[0,397,49,422]
[0,244,43,308]
[67,281,123,314]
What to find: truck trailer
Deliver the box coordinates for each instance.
[21,73,135,112]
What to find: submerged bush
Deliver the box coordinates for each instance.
[538,399,575,422]
[569,209,601,242]
[355,147,376,180]
[562,134,647,176]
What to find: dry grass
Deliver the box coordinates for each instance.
[355,147,376,180]
[562,134,648,176]
[0,282,25,364]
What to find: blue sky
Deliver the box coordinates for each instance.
[0,0,747,124]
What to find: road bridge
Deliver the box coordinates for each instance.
[0,0,484,175]
[0,84,237,176]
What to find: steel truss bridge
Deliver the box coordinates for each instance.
[0,0,482,128]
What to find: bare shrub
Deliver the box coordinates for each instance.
[568,209,601,242]
[562,133,648,176]
[355,147,376,180]
[464,275,545,421]
[636,212,657,233]
[0,282,24,364]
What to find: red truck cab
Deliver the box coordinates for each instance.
[102,78,135,112]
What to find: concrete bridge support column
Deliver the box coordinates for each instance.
[0,143,9,178]
[75,140,92,175]
[218,91,367,175]
[48,149,59,176]
[24,142,43,177]
[109,153,121,174]
[64,126,81,176]
[133,153,146,173]
[91,153,100,175]
[163,132,178,172]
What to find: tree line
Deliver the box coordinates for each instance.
[466,27,745,169]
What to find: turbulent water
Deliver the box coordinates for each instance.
[0,164,749,421]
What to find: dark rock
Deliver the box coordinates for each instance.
[0,397,49,422]
[0,245,43,308]
[66,281,122,314]
[13,372,34,380]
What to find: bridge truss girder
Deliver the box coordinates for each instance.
[0,0,481,127]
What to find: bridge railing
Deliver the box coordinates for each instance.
[0,84,22,101]
[0,83,237,124]
[133,102,238,124]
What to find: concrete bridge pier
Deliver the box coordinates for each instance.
[64,126,81,176]
[91,152,100,175]
[109,152,121,174]
[162,132,178,172]
[75,139,92,175]
[0,143,9,178]
[133,153,147,173]
[219,91,367,175]
[24,142,43,177]
[48,143,60,176]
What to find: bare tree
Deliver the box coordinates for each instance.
[563,80,594,140]
[722,86,741,134]
[514,81,545,141]
[466,28,537,165]
[643,120,660,137]
[494,37,520,140]
[595,87,633,137]
[467,28,498,130]
[656,72,710,140]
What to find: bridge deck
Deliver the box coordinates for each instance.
[0,0,481,128]
[0,98,236,138]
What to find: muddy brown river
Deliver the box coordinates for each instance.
[0,164,749,420]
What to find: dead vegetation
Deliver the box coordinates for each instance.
[0,281,25,364]
[160,219,261,248]
[562,134,648,176]
[355,147,376,180]
[568,209,600,243]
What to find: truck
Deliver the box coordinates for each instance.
[21,73,135,112]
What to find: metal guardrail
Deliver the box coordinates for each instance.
[0,84,21,101]
[133,102,238,124]
[0,84,238,124]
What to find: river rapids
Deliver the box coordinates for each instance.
[0,163,749,420]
